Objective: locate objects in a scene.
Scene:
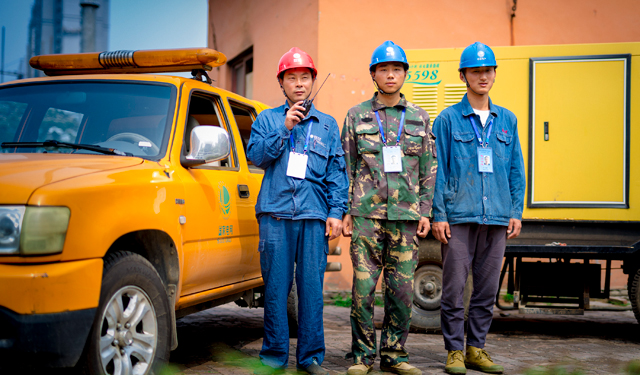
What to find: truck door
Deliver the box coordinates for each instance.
[528,54,630,208]
[179,89,252,296]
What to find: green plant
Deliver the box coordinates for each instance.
[523,366,584,375]
[502,293,514,303]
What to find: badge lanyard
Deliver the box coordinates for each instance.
[470,116,494,173]
[375,108,406,173]
[286,121,313,179]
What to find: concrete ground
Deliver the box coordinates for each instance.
[168,303,640,375]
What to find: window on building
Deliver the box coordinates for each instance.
[230,47,253,99]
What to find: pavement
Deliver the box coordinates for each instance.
[168,302,640,375]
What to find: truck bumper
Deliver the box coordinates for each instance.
[0,259,103,368]
[0,306,96,368]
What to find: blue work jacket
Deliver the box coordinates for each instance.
[432,94,525,226]
[247,102,349,221]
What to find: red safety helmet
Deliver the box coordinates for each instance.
[277,47,317,79]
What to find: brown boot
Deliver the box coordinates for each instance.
[380,362,422,375]
[465,346,504,374]
[445,350,466,374]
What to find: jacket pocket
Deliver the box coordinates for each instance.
[453,131,475,160]
[356,123,382,154]
[403,124,426,156]
[308,141,329,177]
[495,131,512,160]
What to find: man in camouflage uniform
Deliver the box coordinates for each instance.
[341,41,437,375]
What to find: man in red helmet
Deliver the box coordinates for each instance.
[247,47,348,375]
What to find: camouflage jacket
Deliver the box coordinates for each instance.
[341,93,437,221]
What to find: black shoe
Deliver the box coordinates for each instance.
[297,362,330,375]
[254,364,286,375]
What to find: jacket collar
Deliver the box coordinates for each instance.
[370,92,408,112]
[461,93,498,118]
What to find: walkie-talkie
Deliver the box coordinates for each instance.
[301,73,330,117]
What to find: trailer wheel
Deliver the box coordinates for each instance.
[410,264,443,332]
[628,267,640,324]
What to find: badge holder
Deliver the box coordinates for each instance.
[287,152,308,179]
[383,146,403,173]
[477,147,493,173]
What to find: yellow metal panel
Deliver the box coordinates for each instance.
[0,259,102,314]
[532,59,626,204]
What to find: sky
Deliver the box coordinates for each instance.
[0,0,208,82]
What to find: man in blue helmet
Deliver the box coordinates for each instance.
[341,40,437,375]
[431,42,525,374]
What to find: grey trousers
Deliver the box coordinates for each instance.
[440,223,507,351]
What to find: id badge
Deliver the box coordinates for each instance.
[286,152,308,179]
[382,146,403,173]
[477,147,493,173]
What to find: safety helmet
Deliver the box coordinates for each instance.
[369,41,409,72]
[277,47,317,79]
[459,42,497,70]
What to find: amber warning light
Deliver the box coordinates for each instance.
[29,48,227,76]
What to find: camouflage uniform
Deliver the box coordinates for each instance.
[342,93,437,366]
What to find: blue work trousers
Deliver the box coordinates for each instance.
[440,223,507,351]
[258,215,328,369]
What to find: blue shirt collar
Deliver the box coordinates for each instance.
[461,93,498,118]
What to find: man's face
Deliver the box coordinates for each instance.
[460,66,496,95]
[371,62,406,93]
[279,68,314,103]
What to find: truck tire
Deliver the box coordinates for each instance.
[411,264,443,332]
[628,267,640,324]
[79,251,171,375]
[287,279,299,338]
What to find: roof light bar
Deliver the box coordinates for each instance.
[29,48,227,76]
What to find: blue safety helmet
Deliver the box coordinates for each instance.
[370,41,409,72]
[459,42,497,71]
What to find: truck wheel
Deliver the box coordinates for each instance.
[411,264,443,332]
[80,251,171,375]
[287,279,298,338]
[628,267,640,324]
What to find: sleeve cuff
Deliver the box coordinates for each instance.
[328,208,343,220]
[510,209,523,221]
[277,124,291,138]
[433,212,448,222]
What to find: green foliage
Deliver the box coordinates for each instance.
[332,294,352,307]
[502,293,514,303]
[523,366,584,375]
[626,360,640,375]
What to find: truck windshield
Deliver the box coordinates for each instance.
[0,81,175,159]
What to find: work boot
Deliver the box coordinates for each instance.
[445,350,466,374]
[465,346,504,374]
[347,364,373,375]
[380,362,422,375]
[298,362,330,375]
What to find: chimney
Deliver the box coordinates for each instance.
[80,1,99,52]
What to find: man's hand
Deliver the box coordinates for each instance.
[342,214,353,237]
[507,218,522,239]
[326,218,343,241]
[284,101,306,130]
[432,221,451,244]
[417,216,431,238]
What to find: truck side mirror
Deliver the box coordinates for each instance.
[181,126,231,168]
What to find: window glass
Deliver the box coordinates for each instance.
[229,101,259,172]
[184,93,234,168]
[0,82,174,159]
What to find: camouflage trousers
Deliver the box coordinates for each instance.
[350,216,419,366]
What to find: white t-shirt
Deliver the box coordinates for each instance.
[473,109,490,126]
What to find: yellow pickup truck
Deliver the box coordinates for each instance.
[0,48,319,374]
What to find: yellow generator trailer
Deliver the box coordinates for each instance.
[403,42,640,330]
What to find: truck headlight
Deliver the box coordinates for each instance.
[20,207,71,255]
[0,206,25,254]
